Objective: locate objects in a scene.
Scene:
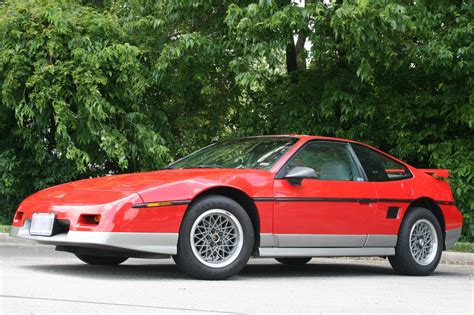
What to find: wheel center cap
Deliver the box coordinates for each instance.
[212,234,219,242]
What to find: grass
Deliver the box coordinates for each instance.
[0,225,11,233]
[448,242,474,253]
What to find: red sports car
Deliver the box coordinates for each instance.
[10,135,462,279]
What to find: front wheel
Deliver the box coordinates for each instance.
[389,207,442,276]
[275,257,312,265]
[173,195,254,280]
[75,254,128,266]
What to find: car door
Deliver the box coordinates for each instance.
[350,143,415,244]
[273,141,377,248]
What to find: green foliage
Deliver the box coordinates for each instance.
[448,242,474,253]
[0,0,170,221]
[0,225,11,233]
[0,0,473,240]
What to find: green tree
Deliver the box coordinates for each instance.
[225,0,473,239]
[0,0,169,222]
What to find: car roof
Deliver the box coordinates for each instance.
[246,135,410,166]
[244,134,360,144]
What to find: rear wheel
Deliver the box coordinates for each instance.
[173,195,254,280]
[75,254,128,266]
[275,257,312,265]
[389,207,442,276]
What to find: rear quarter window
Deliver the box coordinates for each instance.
[351,143,412,182]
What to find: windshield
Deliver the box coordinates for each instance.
[167,137,298,170]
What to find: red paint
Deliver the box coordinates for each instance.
[274,179,377,234]
[12,135,462,239]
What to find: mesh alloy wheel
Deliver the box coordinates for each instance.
[173,195,254,279]
[409,219,438,266]
[190,209,244,268]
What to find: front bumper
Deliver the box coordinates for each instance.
[10,223,178,255]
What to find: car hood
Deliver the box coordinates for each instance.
[29,168,272,205]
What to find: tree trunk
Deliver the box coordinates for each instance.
[295,33,307,70]
[285,0,310,73]
[286,36,298,73]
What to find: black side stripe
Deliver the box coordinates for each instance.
[133,198,454,208]
[254,197,455,205]
[171,200,192,205]
[436,200,455,206]
[252,197,275,202]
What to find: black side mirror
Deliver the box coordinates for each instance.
[285,166,316,186]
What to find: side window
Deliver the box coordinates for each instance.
[351,144,412,182]
[285,142,363,181]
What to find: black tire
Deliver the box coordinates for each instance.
[275,257,312,265]
[172,195,254,280]
[389,207,443,276]
[75,254,128,266]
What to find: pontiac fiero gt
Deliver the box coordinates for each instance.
[10,136,462,279]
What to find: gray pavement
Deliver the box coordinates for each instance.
[0,239,473,314]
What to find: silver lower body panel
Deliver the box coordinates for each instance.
[259,247,395,257]
[260,233,397,248]
[259,233,396,258]
[9,226,178,255]
[445,228,462,249]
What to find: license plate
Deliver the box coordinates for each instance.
[30,213,56,236]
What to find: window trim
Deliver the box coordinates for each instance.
[349,143,413,182]
[347,143,369,182]
[275,140,367,181]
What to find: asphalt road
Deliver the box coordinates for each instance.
[0,242,472,314]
